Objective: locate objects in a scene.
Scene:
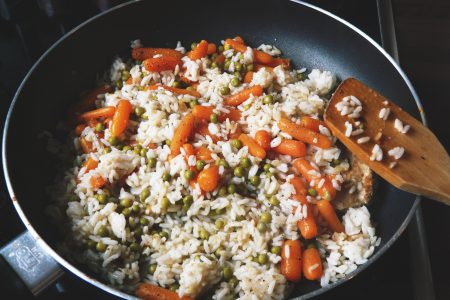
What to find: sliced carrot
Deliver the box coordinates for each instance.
[219,107,241,122]
[188,40,209,60]
[79,137,94,153]
[192,105,214,122]
[146,84,201,98]
[195,123,221,142]
[302,247,323,280]
[143,56,181,72]
[281,239,302,282]
[131,48,182,61]
[300,116,326,133]
[238,134,266,159]
[197,165,220,192]
[136,283,192,300]
[75,124,87,136]
[233,36,245,44]
[266,58,291,69]
[293,159,336,200]
[254,130,271,151]
[253,49,274,64]
[273,140,306,158]
[90,175,106,189]
[83,157,99,172]
[224,38,247,53]
[225,85,263,106]
[244,71,254,83]
[110,100,132,137]
[170,113,195,157]
[278,117,332,149]
[316,200,344,233]
[195,146,213,161]
[207,43,217,55]
[81,106,116,120]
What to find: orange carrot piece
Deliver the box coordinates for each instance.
[83,157,99,172]
[90,175,106,189]
[293,159,336,200]
[253,49,274,64]
[197,165,220,192]
[146,84,201,98]
[170,113,195,157]
[136,283,192,300]
[195,123,221,142]
[75,124,86,136]
[195,146,213,161]
[238,134,266,159]
[273,140,306,158]
[192,105,214,122]
[281,239,302,282]
[188,40,209,60]
[79,137,94,153]
[207,43,217,55]
[254,64,273,72]
[228,124,242,140]
[243,71,254,83]
[143,56,181,72]
[215,54,225,65]
[300,116,325,132]
[290,177,308,203]
[225,85,263,106]
[298,203,318,239]
[81,106,116,120]
[278,117,332,149]
[110,100,132,137]
[316,200,344,233]
[182,143,195,158]
[131,48,182,61]
[219,107,241,122]
[73,85,111,114]
[224,38,247,53]
[254,130,271,151]
[302,247,323,280]
[233,36,245,44]
[266,58,291,69]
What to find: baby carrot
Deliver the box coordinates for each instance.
[233,36,245,44]
[243,71,254,83]
[290,177,308,203]
[281,239,302,282]
[195,123,221,142]
[170,113,195,157]
[254,64,273,72]
[195,146,213,161]
[225,85,263,106]
[215,54,225,65]
[300,116,325,133]
[192,105,214,122]
[278,117,332,149]
[188,40,209,60]
[302,247,323,280]
[228,124,242,140]
[273,140,306,158]
[75,124,86,136]
[253,49,274,64]
[81,106,116,120]
[219,107,241,122]
[266,58,291,69]
[110,100,132,137]
[79,137,94,153]
[90,175,106,189]
[136,283,193,300]
[224,38,247,53]
[293,159,336,201]
[131,48,182,60]
[207,43,217,55]
[316,200,344,233]
[238,134,266,159]
[72,85,112,114]
[83,157,98,172]
[298,204,318,239]
[254,130,271,151]
[143,56,181,72]
[146,85,201,98]
[197,165,220,192]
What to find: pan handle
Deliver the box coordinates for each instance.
[0,230,64,295]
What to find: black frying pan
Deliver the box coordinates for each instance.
[2,0,424,299]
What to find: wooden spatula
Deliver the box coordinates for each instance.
[324,78,450,206]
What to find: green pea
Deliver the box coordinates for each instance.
[159,231,169,239]
[263,163,272,172]
[215,207,225,215]
[103,147,112,154]
[199,228,209,240]
[218,186,228,197]
[263,94,273,105]
[257,253,269,265]
[224,60,231,70]
[148,157,157,168]
[218,45,224,52]
[307,188,317,197]
[271,246,281,255]
[223,266,233,280]
[297,72,306,81]
[191,42,198,50]
[108,136,119,146]
[122,145,131,152]
[96,194,108,204]
[97,225,107,237]
[134,227,143,237]
[140,217,149,226]
[195,160,206,171]
[215,219,225,230]
[247,64,254,72]
[215,246,224,257]
[228,277,239,288]
[116,144,124,150]
[161,197,170,210]
[140,189,150,201]
[261,212,272,223]
[266,171,273,177]
[257,222,267,232]
[140,148,148,157]
[122,207,131,217]
[230,77,240,87]
[141,114,149,120]
[120,198,132,208]
[219,86,230,95]
[169,283,179,292]
[184,170,195,180]
[322,190,331,201]
[240,157,251,168]
[165,139,171,146]
[224,43,231,51]
[250,176,261,186]
[228,140,241,150]
[233,71,241,78]
[132,203,141,213]
[218,159,230,168]
[96,241,106,252]
[269,195,280,206]
[227,184,236,194]
[234,62,242,72]
[183,195,193,205]
[162,173,171,181]
[210,113,219,124]
[95,123,104,132]
[148,264,157,274]
[134,106,146,117]
[332,159,341,166]
[189,99,199,108]
[211,61,218,69]
[129,242,140,252]
[115,80,122,89]
[233,166,245,177]
[172,81,180,88]
[243,103,252,110]
[236,215,245,221]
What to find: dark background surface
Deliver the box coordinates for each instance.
[0,0,448,299]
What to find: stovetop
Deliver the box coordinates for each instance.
[0,1,430,299]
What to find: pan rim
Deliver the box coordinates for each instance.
[1,0,424,299]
